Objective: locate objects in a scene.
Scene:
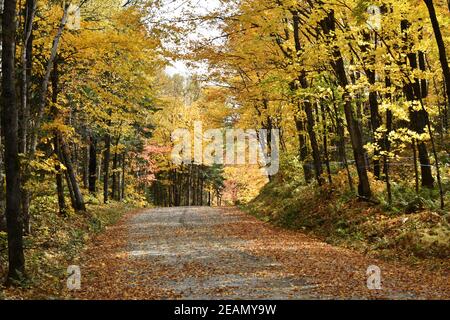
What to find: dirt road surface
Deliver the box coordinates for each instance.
[74,207,449,300]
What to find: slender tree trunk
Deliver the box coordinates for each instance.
[424,0,450,115]
[402,20,435,188]
[54,135,66,216]
[444,82,449,130]
[30,3,69,154]
[121,153,126,201]
[64,164,76,208]
[295,115,313,183]
[362,31,382,180]
[18,0,36,235]
[321,10,371,198]
[200,172,204,206]
[60,135,86,211]
[291,12,323,185]
[50,56,85,212]
[187,164,191,206]
[0,129,6,232]
[88,136,97,193]
[412,140,420,194]
[112,149,118,201]
[418,99,445,209]
[19,0,35,156]
[82,144,89,189]
[303,98,324,185]
[103,134,111,204]
[50,58,66,216]
[332,94,354,191]
[384,76,393,205]
[321,103,333,184]
[2,0,26,282]
[384,122,392,205]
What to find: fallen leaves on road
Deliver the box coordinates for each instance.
[71,207,449,300]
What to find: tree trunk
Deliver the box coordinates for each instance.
[303,93,324,185]
[121,153,126,201]
[424,0,450,116]
[295,115,313,183]
[60,135,86,211]
[30,3,69,153]
[321,103,333,184]
[187,164,191,206]
[2,0,26,283]
[88,135,97,193]
[82,144,89,189]
[321,10,371,198]
[18,0,35,156]
[50,58,67,216]
[332,93,354,191]
[291,11,322,185]
[18,0,36,235]
[0,130,6,232]
[112,149,118,201]
[54,134,67,216]
[384,75,393,205]
[401,19,435,188]
[103,134,111,203]
[362,31,382,180]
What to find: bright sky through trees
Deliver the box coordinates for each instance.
[160,0,223,75]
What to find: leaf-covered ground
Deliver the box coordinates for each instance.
[70,207,449,300]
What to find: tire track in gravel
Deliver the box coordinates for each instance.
[121,206,449,300]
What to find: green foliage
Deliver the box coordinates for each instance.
[0,194,138,298]
[245,162,450,260]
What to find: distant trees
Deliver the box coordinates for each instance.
[151,164,225,207]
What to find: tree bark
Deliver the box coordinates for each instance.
[402,20,435,188]
[88,135,97,193]
[424,0,450,116]
[121,153,126,201]
[112,148,118,201]
[361,31,382,180]
[59,136,86,211]
[51,58,66,216]
[103,134,111,204]
[18,0,35,155]
[82,144,89,189]
[295,115,313,183]
[2,0,26,283]
[30,3,69,154]
[320,10,371,198]
[291,11,323,185]
[54,135,67,216]
[321,103,333,184]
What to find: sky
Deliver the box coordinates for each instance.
[158,0,223,76]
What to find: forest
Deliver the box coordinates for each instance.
[0,0,449,300]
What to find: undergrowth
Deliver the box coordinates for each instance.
[0,193,142,299]
[245,166,450,264]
